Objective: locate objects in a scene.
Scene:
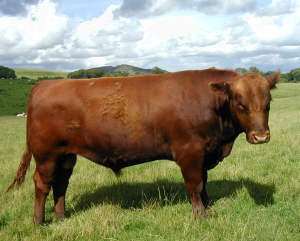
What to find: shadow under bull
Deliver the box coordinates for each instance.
[70,178,275,216]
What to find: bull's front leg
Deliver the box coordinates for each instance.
[177,149,209,218]
[53,154,76,222]
[201,168,209,208]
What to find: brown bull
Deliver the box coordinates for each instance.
[7,68,280,224]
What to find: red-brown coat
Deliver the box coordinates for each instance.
[7,68,280,224]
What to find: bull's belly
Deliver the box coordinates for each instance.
[99,153,173,171]
[76,146,173,172]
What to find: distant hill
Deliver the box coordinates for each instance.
[12,65,152,79]
[93,64,152,75]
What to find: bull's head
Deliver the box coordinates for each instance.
[209,70,280,144]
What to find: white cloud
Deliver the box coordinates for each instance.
[0,0,69,68]
[75,5,117,37]
[1,1,69,50]
[241,54,300,66]
[257,0,296,16]
[243,13,299,46]
[141,14,203,40]
[0,27,23,47]
[0,0,40,17]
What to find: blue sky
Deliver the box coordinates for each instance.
[59,0,120,19]
[0,0,299,73]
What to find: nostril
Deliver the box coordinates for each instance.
[253,134,269,144]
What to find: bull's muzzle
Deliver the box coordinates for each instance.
[247,131,270,144]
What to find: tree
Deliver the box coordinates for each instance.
[235,68,248,74]
[248,66,266,76]
[248,66,260,73]
[84,69,105,78]
[135,71,146,75]
[264,71,276,77]
[278,73,289,83]
[288,68,300,82]
[151,66,168,74]
[67,69,85,79]
[104,71,129,77]
[0,65,17,79]
[92,69,106,78]
[67,69,105,79]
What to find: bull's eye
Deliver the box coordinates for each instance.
[236,102,248,113]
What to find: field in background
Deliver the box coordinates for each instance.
[13,68,69,79]
[0,79,34,116]
[0,84,299,240]
[1,69,69,116]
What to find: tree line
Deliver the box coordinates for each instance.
[1,65,300,82]
[232,66,300,83]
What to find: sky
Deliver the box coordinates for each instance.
[0,0,299,73]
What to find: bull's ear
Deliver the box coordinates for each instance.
[267,69,281,90]
[209,82,230,100]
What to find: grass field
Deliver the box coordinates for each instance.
[13,68,69,79]
[0,79,34,116]
[1,69,68,116]
[0,84,300,240]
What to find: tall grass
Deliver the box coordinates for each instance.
[0,84,300,240]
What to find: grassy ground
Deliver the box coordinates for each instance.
[0,84,299,240]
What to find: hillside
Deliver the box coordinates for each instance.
[13,68,69,79]
[93,64,152,75]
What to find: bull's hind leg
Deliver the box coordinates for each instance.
[33,158,56,225]
[52,153,77,222]
[33,153,76,224]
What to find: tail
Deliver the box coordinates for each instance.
[6,146,32,192]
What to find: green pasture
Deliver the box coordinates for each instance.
[0,68,68,116]
[0,78,33,116]
[0,84,299,240]
[13,68,69,79]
